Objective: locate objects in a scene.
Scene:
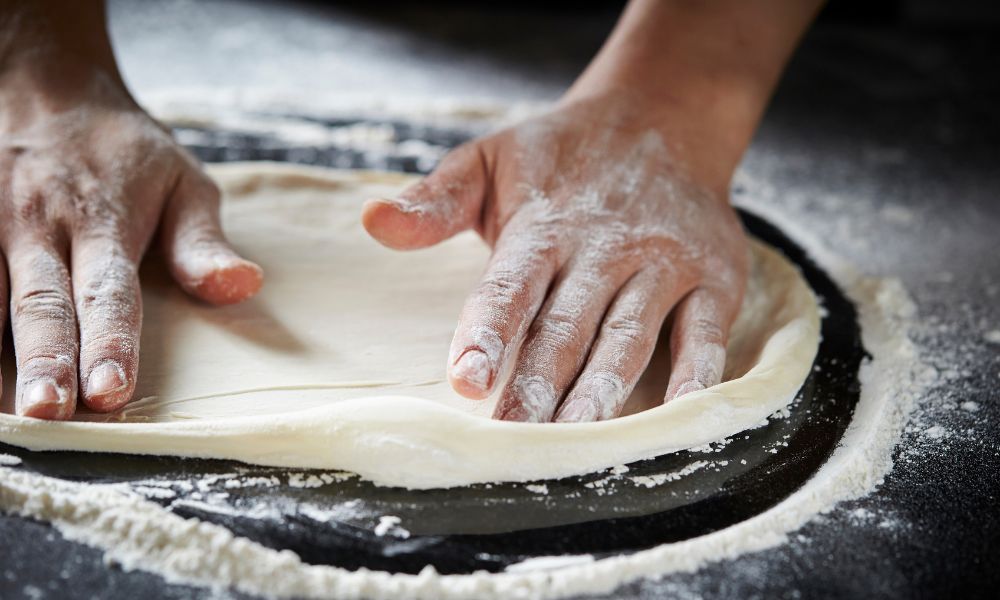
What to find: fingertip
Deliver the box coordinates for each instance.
[553,401,585,423]
[17,379,75,421]
[556,372,627,422]
[493,375,556,423]
[84,391,132,413]
[177,252,264,306]
[200,259,264,306]
[20,402,73,420]
[362,198,434,251]
[555,393,595,423]
[669,380,707,402]
[81,361,133,413]
[448,349,493,400]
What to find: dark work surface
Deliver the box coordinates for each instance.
[3,8,1000,600]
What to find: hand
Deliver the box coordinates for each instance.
[0,68,262,420]
[363,95,749,422]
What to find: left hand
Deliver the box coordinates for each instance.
[363,95,749,422]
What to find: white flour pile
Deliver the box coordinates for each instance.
[0,101,935,598]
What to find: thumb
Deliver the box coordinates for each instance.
[362,142,487,250]
[161,173,263,306]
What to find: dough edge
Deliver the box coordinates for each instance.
[0,162,821,489]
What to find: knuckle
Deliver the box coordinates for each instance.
[171,172,221,217]
[174,228,221,254]
[12,190,51,224]
[72,194,125,230]
[476,270,526,306]
[689,316,725,343]
[20,353,74,374]
[74,207,129,241]
[81,331,137,359]
[705,258,743,286]
[603,315,648,343]
[77,255,138,316]
[533,311,583,349]
[15,288,75,323]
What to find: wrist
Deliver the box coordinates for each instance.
[0,0,129,106]
[562,0,823,189]
[556,87,748,195]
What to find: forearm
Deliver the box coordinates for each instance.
[564,0,823,186]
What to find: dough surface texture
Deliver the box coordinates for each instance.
[0,163,820,489]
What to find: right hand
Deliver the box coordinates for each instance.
[0,65,262,420]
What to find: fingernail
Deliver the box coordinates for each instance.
[510,375,556,423]
[387,197,417,210]
[555,399,591,422]
[18,379,68,417]
[673,380,706,400]
[592,373,626,420]
[557,373,625,422]
[451,349,492,389]
[87,362,128,398]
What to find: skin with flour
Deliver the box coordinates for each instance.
[363,0,823,421]
[0,0,821,423]
[0,1,262,420]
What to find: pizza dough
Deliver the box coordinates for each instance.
[0,163,820,489]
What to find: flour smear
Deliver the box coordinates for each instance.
[0,101,930,598]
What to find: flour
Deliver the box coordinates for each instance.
[287,472,353,489]
[960,401,980,413]
[0,453,22,466]
[374,516,411,539]
[629,461,710,488]
[505,554,596,573]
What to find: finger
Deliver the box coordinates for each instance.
[447,221,563,400]
[161,174,263,306]
[72,234,141,412]
[664,286,741,401]
[6,242,78,420]
[362,143,487,250]
[0,253,7,404]
[493,264,630,423]
[555,269,690,422]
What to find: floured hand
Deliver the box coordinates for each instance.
[0,58,262,420]
[363,95,749,422]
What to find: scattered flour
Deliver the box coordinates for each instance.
[0,454,22,466]
[525,484,549,495]
[223,476,279,489]
[629,461,710,489]
[923,425,947,440]
[374,516,411,540]
[288,472,354,489]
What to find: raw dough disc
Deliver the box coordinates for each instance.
[0,162,820,489]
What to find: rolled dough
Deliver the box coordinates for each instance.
[0,163,820,489]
